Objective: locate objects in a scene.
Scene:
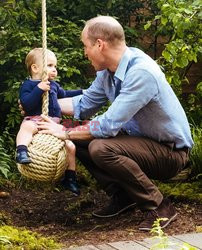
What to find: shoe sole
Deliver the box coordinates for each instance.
[61,184,80,196]
[70,191,80,197]
[92,202,136,218]
[139,212,178,231]
[18,161,32,164]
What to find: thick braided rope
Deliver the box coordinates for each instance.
[17,134,67,181]
[41,0,48,116]
[17,0,67,182]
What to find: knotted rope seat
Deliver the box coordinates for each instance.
[17,0,67,182]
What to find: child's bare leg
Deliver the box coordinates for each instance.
[65,140,76,171]
[16,121,38,164]
[17,120,38,146]
[60,140,80,196]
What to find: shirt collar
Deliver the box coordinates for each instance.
[114,47,131,82]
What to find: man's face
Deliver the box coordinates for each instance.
[81,28,105,71]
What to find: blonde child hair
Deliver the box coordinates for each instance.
[25,48,56,76]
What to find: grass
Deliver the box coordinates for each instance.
[157,181,202,203]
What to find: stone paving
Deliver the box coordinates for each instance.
[65,232,202,250]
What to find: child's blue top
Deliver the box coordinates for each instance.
[20,79,82,118]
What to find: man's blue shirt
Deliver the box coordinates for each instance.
[20,79,82,118]
[73,47,193,149]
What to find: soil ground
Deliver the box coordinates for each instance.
[0,181,202,248]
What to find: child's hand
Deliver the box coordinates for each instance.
[38,80,50,91]
[18,99,25,116]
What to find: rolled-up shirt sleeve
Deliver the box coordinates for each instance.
[72,72,108,120]
[72,94,84,120]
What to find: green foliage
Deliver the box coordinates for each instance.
[0,0,201,182]
[150,218,198,249]
[0,133,15,179]
[47,0,153,48]
[0,225,61,249]
[157,181,202,202]
[0,236,12,248]
[46,0,108,22]
[190,125,202,176]
[0,0,89,168]
[0,0,89,124]
[150,218,173,250]
[155,0,201,74]
[145,0,202,123]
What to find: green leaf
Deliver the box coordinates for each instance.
[161,3,170,11]
[161,16,168,25]
[196,82,202,96]
[176,55,189,67]
[144,21,152,30]
[162,50,172,62]
[198,11,202,19]
[0,166,9,178]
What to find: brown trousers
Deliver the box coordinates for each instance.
[74,135,189,210]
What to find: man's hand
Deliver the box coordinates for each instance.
[38,79,50,91]
[37,114,66,140]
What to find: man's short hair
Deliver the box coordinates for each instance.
[85,16,125,45]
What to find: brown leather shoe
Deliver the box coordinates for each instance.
[139,198,177,231]
[92,194,136,218]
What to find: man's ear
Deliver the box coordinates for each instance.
[97,39,105,50]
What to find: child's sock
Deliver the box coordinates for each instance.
[65,169,76,179]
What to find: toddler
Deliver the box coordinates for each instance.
[16,48,82,195]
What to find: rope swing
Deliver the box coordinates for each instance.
[17,0,67,182]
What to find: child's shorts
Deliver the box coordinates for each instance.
[23,115,61,124]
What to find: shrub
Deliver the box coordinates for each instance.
[0,0,89,170]
[145,0,202,125]
[190,125,202,177]
[0,134,15,179]
[0,225,60,249]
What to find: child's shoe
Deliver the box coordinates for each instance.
[61,170,80,196]
[16,150,31,164]
[63,178,80,196]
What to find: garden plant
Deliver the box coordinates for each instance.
[0,0,201,248]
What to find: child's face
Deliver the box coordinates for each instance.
[31,52,58,80]
[46,53,58,80]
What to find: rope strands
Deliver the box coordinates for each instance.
[41,0,48,116]
[17,0,67,182]
[17,134,67,181]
